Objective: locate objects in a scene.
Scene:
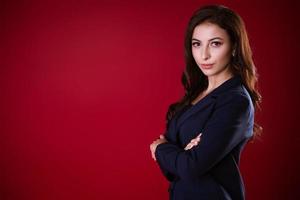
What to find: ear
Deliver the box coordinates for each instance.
[232,49,236,57]
[231,45,237,57]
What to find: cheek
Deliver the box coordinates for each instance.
[213,48,231,63]
[191,49,200,61]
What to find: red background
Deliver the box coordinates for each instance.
[1,0,299,199]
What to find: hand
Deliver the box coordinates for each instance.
[184,133,202,150]
[150,135,168,161]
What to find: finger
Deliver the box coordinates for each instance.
[152,153,155,160]
[190,143,198,149]
[151,152,156,161]
[188,141,198,147]
[194,144,198,148]
[150,146,157,161]
[191,138,199,143]
[184,146,190,150]
[194,139,201,144]
[188,140,197,147]
[185,142,196,150]
[184,144,192,150]
[185,144,195,151]
[160,135,165,139]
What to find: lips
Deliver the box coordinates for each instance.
[201,64,214,69]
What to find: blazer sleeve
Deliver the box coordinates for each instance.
[155,92,252,181]
[155,144,178,182]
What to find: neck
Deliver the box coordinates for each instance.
[206,69,234,93]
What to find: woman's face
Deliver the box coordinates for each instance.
[191,22,233,78]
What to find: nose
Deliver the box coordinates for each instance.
[201,46,210,60]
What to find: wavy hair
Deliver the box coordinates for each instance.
[165,5,262,140]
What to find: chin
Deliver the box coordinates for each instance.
[201,66,230,78]
[200,69,216,76]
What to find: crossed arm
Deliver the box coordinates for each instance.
[150,133,202,161]
[149,93,251,181]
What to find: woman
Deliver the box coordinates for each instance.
[150,5,262,200]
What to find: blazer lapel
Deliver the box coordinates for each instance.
[175,96,217,129]
[175,75,243,130]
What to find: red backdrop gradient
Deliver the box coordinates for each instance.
[1,0,299,199]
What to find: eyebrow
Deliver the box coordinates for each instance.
[192,37,224,42]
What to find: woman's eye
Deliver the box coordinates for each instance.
[192,42,200,47]
[211,41,222,47]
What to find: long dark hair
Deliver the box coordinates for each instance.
[166,5,262,140]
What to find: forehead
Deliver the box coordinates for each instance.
[192,22,229,40]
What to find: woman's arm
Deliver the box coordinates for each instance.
[151,134,202,182]
[154,93,253,181]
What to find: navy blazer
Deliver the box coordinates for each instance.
[155,75,254,200]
